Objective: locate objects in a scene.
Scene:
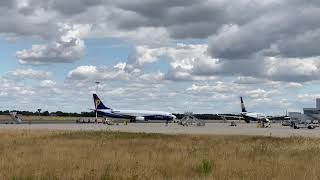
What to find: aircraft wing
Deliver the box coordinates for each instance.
[217,114,244,120]
[267,115,289,120]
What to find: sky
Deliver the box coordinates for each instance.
[1,0,320,114]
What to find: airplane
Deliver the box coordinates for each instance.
[93,94,176,122]
[240,97,270,123]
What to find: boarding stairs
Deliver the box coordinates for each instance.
[9,112,23,124]
[178,112,205,126]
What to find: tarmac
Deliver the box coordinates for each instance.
[1,122,320,137]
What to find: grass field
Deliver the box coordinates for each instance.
[1,130,320,180]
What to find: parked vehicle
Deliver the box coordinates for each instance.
[290,121,318,129]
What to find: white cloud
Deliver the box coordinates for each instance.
[67,65,130,82]
[244,89,270,99]
[40,80,57,88]
[286,82,303,88]
[140,71,165,82]
[233,76,267,84]
[187,81,240,94]
[0,76,36,97]
[68,65,98,79]
[16,24,91,65]
[67,65,167,83]
[8,68,51,79]
[123,43,320,83]
[265,57,320,82]
[114,62,126,70]
[124,43,221,81]
[297,94,320,101]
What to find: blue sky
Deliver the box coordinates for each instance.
[1,0,320,114]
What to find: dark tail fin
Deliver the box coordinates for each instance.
[240,97,247,112]
[93,94,111,110]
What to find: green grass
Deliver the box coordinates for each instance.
[195,159,214,176]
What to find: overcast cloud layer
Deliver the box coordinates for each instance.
[1,0,320,113]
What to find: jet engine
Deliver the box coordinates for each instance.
[135,116,145,121]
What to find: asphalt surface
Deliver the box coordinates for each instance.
[1,122,320,137]
[0,120,75,124]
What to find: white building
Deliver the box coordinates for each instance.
[303,98,320,121]
[289,112,307,122]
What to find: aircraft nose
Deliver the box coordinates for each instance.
[171,115,176,120]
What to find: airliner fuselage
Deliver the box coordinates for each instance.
[97,109,176,121]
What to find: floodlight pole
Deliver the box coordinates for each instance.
[95,81,100,94]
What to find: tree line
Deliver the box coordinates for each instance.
[0,110,96,117]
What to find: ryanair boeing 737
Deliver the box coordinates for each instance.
[240,96,270,123]
[93,94,176,122]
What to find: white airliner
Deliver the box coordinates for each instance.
[93,94,176,122]
[240,97,270,123]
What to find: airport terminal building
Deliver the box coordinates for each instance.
[288,98,320,122]
[303,98,320,120]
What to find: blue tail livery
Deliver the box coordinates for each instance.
[93,94,111,110]
[240,96,247,112]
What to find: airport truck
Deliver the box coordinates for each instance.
[290,121,318,129]
[287,112,319,129]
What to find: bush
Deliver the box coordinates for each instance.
[195,159,214,176]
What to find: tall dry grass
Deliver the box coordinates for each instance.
[0,130,320,180]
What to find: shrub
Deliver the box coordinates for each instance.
[195,159,214,176]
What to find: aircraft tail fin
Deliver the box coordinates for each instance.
[93,94,111,110]
[240,96,247,112]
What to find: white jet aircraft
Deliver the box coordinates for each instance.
[93,94,176,122]
[240,97,270,123]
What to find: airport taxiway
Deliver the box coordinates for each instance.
[1,122,320,137]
